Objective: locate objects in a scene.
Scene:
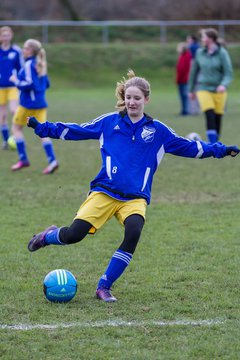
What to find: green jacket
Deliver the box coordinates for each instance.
[189,45,233,92]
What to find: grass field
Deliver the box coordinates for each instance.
[1,85,240,360]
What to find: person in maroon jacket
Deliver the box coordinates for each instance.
[176,42,192,116]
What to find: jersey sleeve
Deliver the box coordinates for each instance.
[220,48,233,88]
[15,47,24,72]
[46,76,50,89]
[188,51,200,92]
[161,123,228,158]
[34,115,106,140]
[15,61,36,91]
[11,45,23,72]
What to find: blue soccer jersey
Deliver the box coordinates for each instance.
[33,110,229,204]
[0,45,23,88]
[15,56,50,109]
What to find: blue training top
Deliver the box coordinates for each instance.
[0,44,23,88]
[33,110,228,204]
[15,56,50,109]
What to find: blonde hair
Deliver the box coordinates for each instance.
[115,69,151,111]
[24,39,47,76]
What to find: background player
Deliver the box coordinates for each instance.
[9,38,58,173]
[0,26,23,149]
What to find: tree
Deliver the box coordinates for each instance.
[59,0,80,21]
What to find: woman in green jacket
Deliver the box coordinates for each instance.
[189,28,233,143]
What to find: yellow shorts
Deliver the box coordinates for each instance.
[0,87,19,105]
[13,105,47,126]
[74,191,147,234]
[196,90,227,115]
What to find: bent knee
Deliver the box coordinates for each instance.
[59,227,86,244]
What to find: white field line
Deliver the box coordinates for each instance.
[0,319,225,331]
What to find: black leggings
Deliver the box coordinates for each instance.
[120,214,145,254]
[205,109,222,135]
[59,214,145,255]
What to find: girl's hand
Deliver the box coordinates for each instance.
[216,85,226,93]
[9,74,17,83]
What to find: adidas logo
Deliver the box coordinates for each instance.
[114,125,120,130]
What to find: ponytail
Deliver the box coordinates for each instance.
[36,47,47,76]
[24,39,47,76]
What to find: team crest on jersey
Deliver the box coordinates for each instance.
[8,52,16,60]
[141,126,156,142]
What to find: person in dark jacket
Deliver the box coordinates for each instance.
[186,34,200,115]
[186,35,199,59]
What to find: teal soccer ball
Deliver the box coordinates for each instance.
[43,269,77,303]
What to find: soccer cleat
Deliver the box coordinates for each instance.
[28,225,58,252]
[42,160,59,174]
[11,160,30,171]
[2,141,8,150]
[96,287,117,302]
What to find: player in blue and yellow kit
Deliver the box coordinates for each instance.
[27,70,239,302]
[9,38,58,174]
[0,26,23,149]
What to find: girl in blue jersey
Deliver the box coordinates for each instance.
[9,39,58,173]
[27,70,239,302]
[0,26,22,149]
